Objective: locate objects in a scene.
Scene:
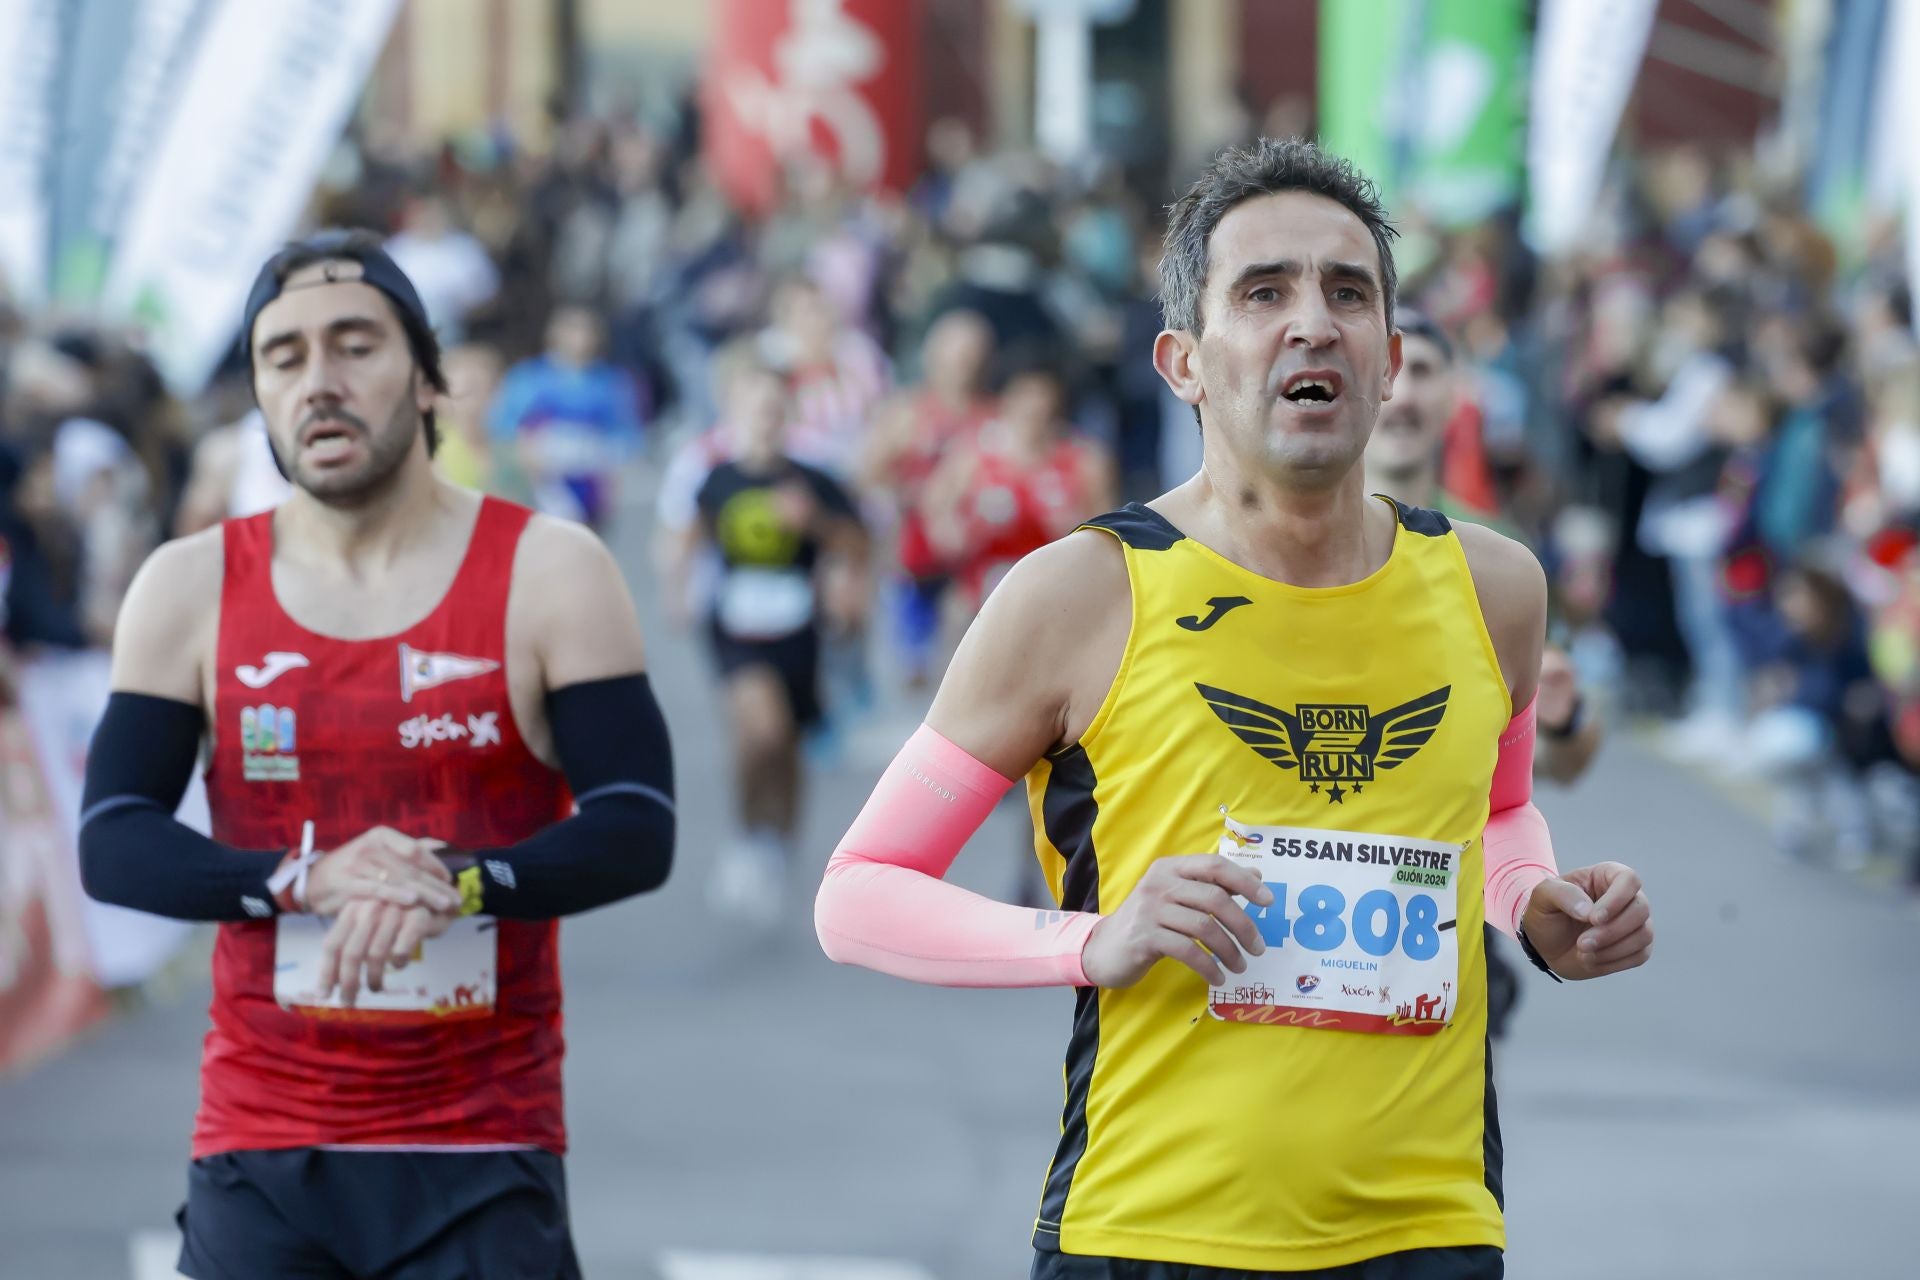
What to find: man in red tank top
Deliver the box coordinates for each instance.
[79,230,676,1279]
[922,354,1118,614]
[860,310,997,690]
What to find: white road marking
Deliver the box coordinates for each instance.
[129,1229,187,1280]
[657,1251,937,1280]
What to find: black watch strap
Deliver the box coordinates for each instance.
[1516,926,1564,983]
[1540,693,1585,740]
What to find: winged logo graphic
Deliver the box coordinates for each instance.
[1195,683,1451,803]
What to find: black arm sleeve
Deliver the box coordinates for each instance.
[465,673,675,919]
[78,692,288,921]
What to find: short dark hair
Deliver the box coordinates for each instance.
[1394,308,1452,363]
[989,340,1073,397]
[1792,311,1849,379]
[1159,137,1399,337]
[248,228,450,456]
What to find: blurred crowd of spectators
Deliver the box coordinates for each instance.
[1497,148,1920,882]
[3,98,1919,891]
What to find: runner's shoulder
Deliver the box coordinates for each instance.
[1449,518,1547,695]
[935,528,1129,759]
[114,527,224,677]
[973,527,1129,654]
[515,512,623,588]
[1450,519,1545,612]
[788,459,860,514]
[121,527,224,628]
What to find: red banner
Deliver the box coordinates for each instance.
[0,709,108,1076]
[703,0,923,216]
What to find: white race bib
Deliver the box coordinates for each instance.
[531,422,615,475]
[274,914,497,1022]
[1209,814,1464,1036]
[717,568,816,639]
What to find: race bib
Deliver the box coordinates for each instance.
[273,914,497,1022]
[530,422,616,474]
[717,568,816,639]
[1208,813,1464,1036]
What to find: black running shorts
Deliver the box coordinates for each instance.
[707,618,824,729]
[177,1148,581,1280]
[1031,1246,1504,1280]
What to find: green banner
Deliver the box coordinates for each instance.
[1319,0,1525,227]
[1410,0,1525,225]
[1318,0,1414,210]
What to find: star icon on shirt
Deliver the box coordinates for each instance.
[1326,784,1346,804]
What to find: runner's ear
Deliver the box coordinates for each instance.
[1153,329,1203,412]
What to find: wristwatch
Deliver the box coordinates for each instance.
[1516,925,1564,983]
[1540,693,1586,741]
[436,848,486,917]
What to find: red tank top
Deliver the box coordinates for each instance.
[895,393,992,580]
[955,437,1091,604]
[197,496,573,1157]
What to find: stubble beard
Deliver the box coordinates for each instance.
[285,396,423,509]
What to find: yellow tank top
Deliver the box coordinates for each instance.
[1027,497,1512,1270]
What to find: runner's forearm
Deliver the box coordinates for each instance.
[78,692,287,920]
[462,673,675,918]
[815,724,1098,987]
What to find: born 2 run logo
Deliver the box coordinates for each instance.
[1195,683,1450,804]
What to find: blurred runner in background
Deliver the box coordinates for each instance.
[674,343,869,923]
[1370,310,1605,785]
[489,305,645,531]
[861,309,998,692]
[921,350,1117,631]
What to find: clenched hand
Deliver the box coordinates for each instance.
[1081,854,1273,988]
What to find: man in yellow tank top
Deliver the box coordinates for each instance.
[814,139,1655,1280]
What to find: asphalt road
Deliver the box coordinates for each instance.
[3,498,1917,1280]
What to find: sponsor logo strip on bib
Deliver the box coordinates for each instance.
[273,915,498,1023]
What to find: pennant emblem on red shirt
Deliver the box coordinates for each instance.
[399,644,500,703]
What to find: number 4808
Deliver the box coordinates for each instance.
[1247,883,1442,961]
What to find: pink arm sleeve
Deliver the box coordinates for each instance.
[813,724,1100,987]
[1482,696,1559,937]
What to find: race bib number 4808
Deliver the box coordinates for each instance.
[1209,814,1465,1036]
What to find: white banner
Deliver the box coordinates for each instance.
[15,649,200,989]
[102,0,402,392]
[1888,0,1920,299]
[47,0,210,302]
[1525,0,1659,254]
[0,0,63,305]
